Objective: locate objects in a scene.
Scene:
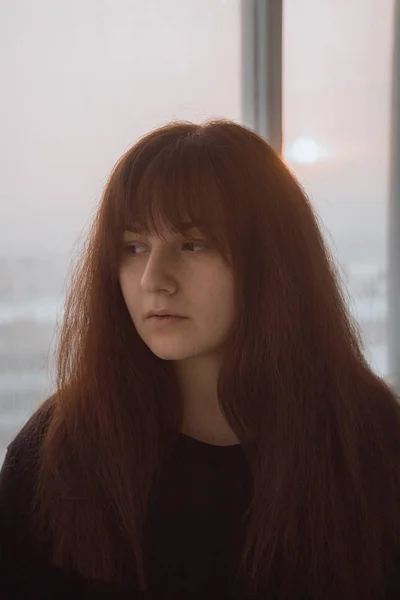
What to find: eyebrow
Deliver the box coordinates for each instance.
[124,221,202,234]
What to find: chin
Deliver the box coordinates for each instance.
[148,346,197,361]
[143,337,201,361]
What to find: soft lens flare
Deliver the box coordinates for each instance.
[286,137,326,164]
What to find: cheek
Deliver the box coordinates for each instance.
[119,273,129,303]
[206,276,235,323]
[119,273,139,314]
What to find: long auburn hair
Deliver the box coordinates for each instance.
[32,119,400,599]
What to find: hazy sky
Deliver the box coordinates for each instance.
[1,0,395,264]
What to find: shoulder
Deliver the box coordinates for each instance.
[9,393,54,443]
[0,396,57,598]
[8,393,55,453]
[0,395,55,534]
[7,394,55,451]
[1,395,55,479]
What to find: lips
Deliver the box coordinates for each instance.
[146,310,184,319]
[146,314,187,328]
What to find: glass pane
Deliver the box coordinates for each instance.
[0,0,240,460]
[283,0,394,380]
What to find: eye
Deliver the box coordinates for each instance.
[182,241,210,252]
[124,243,146,255]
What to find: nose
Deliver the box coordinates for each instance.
[140,250,178,295]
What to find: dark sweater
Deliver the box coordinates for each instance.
[0,407,258,600]
[1,407,400,600]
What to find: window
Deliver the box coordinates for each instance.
[283,0,395,379]
[1,0,397,464]
[0,0,241,461]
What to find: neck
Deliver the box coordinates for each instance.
[173,355,239,446]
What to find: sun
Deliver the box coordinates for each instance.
[285,137,326,165]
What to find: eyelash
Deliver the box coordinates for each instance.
[124,240,210,255]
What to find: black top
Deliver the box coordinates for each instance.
[0,408,259,600]
[1,409,400,600]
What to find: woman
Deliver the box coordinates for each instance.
[1,119,400,600]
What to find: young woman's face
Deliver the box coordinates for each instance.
[119,224,235,361]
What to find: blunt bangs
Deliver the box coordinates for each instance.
[110,132,231,262]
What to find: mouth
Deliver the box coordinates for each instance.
[150,315,183,318]
[146,310,185,319]
[150,314,181,318]
[146,314,187,327]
